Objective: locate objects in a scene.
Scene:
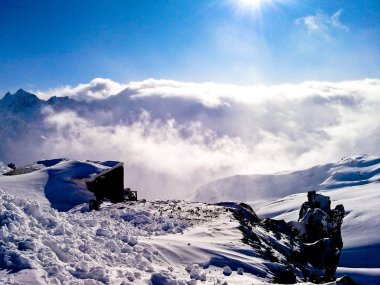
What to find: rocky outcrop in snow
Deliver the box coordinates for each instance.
[297,191,344,248]
[221,191,355,284]
[295,191,345,281]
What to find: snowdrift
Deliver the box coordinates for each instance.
[0,159,122,211]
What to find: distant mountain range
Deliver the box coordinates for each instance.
[0,88,222,165]
[0,89,78,164]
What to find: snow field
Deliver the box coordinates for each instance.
[2,155,380,284]
[0,193,271,284]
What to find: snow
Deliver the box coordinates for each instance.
[0,162,11,175]
[0,193,280,284]
[1,155,379,284]
[255,182,380,279]
[193,154,380,205]
[255,182,380,283]
[0,159,122,211]
[194,155,380,284]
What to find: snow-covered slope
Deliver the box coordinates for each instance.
[0,192,356,285]
[194,155,380,284]
[0,156,378,284]
[0,159,123,211]
[193,155,380,205]
[1,85,378,284]
[257,182,380,284]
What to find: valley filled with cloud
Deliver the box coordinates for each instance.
[2,77,375,199]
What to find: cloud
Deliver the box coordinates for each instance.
[33,78,380,199]
[35,78,127,101]
[295,9,349,35]
[40,107,251,199]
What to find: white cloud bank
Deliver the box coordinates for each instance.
[34,78,380,199]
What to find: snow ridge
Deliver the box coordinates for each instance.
[193,154,380,204]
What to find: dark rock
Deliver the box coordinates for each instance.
[331,204,345,249]
[237,202,260,223]
[301,208,332,243]
[262,218,294,237]
[273,266,297,284]
[151,273,171,285]
[7,162,16,169]
[307,190,332,215]
[293,191,346,280]
[221,192,349,283]
[302,238,340,273]
[89,199,102,211]
[335,275,360,285]
[299,201,310,220]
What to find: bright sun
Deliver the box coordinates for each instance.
[239,0,268,8]
[229,0,276,15]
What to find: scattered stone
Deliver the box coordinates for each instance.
[222,266,232,276]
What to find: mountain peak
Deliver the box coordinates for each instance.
[13,89,39,100]
[2,89,37,99]
[0,89,41,111]
[15,88,28,95]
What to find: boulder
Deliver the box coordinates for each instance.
[293,191,345,278]
[223,191,350,283]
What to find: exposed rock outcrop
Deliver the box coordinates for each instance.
[294,191,345,279]
[220,191,356,284]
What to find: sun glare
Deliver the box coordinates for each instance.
[239,0,267,9]
[228,0,277,16]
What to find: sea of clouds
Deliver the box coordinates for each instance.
[29,78,380,198]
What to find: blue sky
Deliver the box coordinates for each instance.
[0,0,379,94]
